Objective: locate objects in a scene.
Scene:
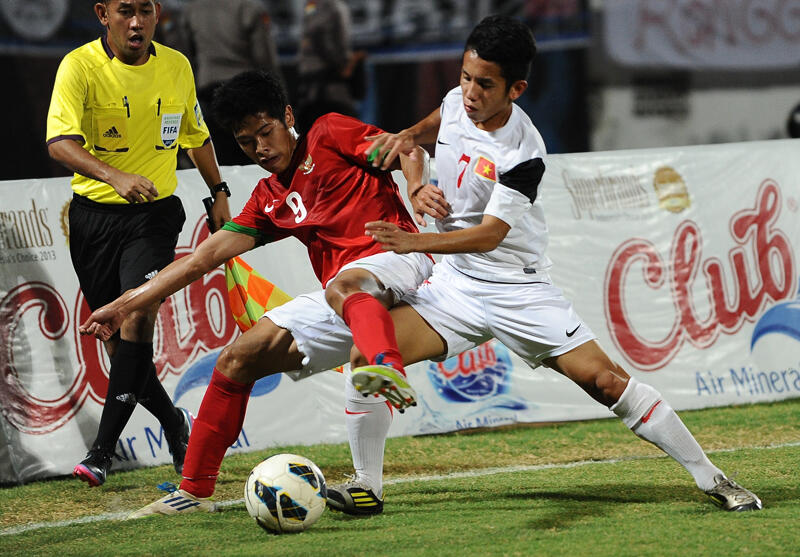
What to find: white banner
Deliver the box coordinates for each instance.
[2,140,800,483]
[604,0,800,69]
[541,139,800,409]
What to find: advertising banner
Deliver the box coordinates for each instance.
[2,140,799,484]
[604,0,800,69]
[541,139,800,409]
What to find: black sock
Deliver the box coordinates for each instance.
[91,339,153,452]
[139,362,182,433]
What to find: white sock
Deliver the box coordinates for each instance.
[344,369,392,497]
[611,378,723,491]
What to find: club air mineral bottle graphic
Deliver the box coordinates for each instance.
[411,340,531,433]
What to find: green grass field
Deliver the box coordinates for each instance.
[1,399,798,556]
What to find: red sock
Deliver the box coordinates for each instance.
[341,292,405,374]
[179,368,252,497]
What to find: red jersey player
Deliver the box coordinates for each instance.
[80,71,431,518]
[232,112,420,287]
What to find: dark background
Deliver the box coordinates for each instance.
[0,0,591,181]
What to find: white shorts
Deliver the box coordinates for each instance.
[265,251,432,379]
[404,261,596,368]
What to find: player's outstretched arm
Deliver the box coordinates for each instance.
[80,230,256,340]
[366,215,510,255]
[365,107,442,170]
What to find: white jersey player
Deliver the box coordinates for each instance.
[434,85,551,283]
[326,15,762,517]
[390,83,596,365]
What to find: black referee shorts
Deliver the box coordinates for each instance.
[68,193,186,311]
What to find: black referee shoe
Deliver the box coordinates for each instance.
[73,447,114,487]
[165,408,192,475]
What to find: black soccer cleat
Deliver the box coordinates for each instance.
[327,480,384,516]
[73,447,114,487]
[164,408,192,475]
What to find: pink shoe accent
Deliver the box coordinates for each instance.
[73,464,102,487]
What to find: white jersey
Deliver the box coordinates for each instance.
[434,87,551,283]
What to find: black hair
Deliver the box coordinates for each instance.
[464,15,537,87]
[101,1,159,6]
[212,70,289,131]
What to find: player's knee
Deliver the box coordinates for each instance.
[325,272,391,314]
[215,345,238,376]
[594,368,629,406]
[570,357,629,407]
[323,285,346,313]
[216,342,257,383]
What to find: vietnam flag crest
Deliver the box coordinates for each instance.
[474,156,497,181]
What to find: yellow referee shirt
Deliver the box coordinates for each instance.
[46,36,210,204]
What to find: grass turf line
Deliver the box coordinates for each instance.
[2,439,797,537]
[1,398,798,557]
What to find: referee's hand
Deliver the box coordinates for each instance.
[112,171,159,203]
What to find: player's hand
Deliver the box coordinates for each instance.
[410,183,450,226]
[365,129,418,171]
[111,171,159,203]
[209,194,231,230]
[79,305,126,341]
[365,220,419,254]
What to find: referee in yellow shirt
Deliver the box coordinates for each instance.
[46,0,231,487]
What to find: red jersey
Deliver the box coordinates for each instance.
[229,113,419,286]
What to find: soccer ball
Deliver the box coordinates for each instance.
[244,453,327,534]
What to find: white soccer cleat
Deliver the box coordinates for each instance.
[351,363,417,412]
[126,489,217,520]
[704,474,763,512]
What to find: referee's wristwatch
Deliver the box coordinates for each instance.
[210,181,231,197]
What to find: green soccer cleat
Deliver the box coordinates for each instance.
[351,363,417,412]
[705,474,763,511]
